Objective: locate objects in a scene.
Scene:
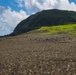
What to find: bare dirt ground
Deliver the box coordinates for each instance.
[0,34,76,75]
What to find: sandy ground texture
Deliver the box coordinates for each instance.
[0,34,76,75]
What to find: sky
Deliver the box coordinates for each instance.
[0,0,76,36]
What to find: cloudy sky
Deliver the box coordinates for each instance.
[0,0,76,36]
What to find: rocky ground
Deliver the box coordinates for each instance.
[0,34,76,75]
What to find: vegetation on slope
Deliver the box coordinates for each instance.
[38,24,76,35]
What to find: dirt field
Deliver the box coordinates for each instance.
[0,34,76,75]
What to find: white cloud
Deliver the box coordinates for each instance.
[16,0,76,12]
[0,6,28,36]
[0,6,5,14]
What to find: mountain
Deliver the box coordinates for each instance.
[10,9,76,36]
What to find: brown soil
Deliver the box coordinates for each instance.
[0,34,76,75]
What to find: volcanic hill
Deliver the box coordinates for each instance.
[10,9,76,36]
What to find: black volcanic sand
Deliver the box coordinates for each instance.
[0,34,76,75]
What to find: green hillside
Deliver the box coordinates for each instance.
[37,24,76,35]
[10,9,76,36]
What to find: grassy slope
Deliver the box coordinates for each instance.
[37,24,76,35]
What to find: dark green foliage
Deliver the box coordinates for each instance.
[11,9,76,35]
